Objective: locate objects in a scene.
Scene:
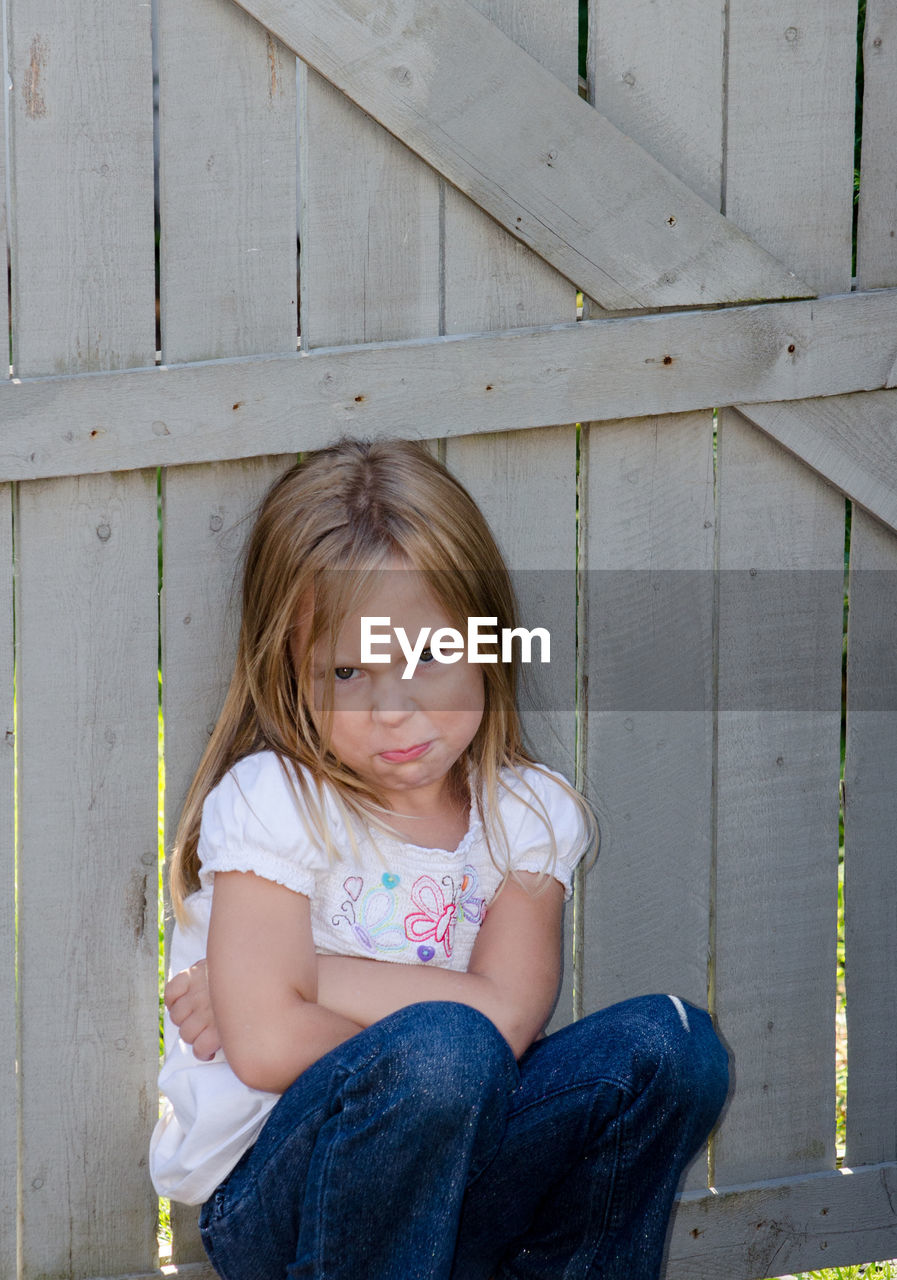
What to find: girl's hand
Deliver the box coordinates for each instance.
[165,961,222,1062]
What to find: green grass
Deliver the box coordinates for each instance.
[787,1265,897,1280]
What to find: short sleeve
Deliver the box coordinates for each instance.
[197,752,331,897]
[500,766,593,900]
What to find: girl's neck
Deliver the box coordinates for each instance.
[380,781,471,852]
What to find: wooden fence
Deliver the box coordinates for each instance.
[2,0,897,1275]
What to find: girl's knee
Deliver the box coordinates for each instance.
[369,1001,518,1110]
[577,994,729,1125]
[633,994,730,1128]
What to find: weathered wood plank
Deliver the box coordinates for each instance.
[713,413,844,1186]
[581,413,715,1012]
[3,289,897,485]
[229,0,811,307]
[856,1,897,290]
[157,0,298,1258]
[583,7,719,1201]
[9,0,159,1274]
[16,473,160,1280]
[711,0,854,1188]
[299,72,440,347]
[0,50,14,1274]
[841,0,897,1176]
[0,483,15,1279]
[738,393,897,537]
[725,0,856,296]
[158,0,298,360]
[589,0,723,208]
[667,1163,897,1279]
[8,2,155,372]
[842,510,897,1166]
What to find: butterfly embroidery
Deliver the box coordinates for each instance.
[403,866,484,959]
[332,875,406,954]
[404,875,458,959]
[454,867,485,926]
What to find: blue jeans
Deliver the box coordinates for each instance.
[199,995,729,1280]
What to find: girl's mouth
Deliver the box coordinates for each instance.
[378,741,431,763]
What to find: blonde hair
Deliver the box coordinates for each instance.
[169,437,595,920]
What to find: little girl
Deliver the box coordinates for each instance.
[151,438,729,1280]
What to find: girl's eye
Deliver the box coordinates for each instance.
[334,666,358,682]
[419,647,434,664]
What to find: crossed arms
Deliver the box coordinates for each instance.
[167,869,564,1093]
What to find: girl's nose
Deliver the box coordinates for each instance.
[371,677,416,725]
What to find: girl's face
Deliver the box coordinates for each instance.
[300,564,485,815]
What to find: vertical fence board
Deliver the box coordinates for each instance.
[843,6,897,1168]
[712,0,855,1189]
[856,0,897,291]
[157,0,297,1261]
[0,50,15,1274]
[583,9,719,1163]
[299,71,439,347]
[0,482,15,1280]
[843,511,897,1166]
[582,413,715,1013]
[713,414,844,1185]
[725,0,856,296]
[16,473,160,1280]
[158,0,297,360]
[440,0,578,1027]
[9,1,158,1275]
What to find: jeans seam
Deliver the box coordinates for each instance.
[508,1075,636,1124]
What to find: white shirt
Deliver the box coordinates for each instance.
[150,752,589,1205]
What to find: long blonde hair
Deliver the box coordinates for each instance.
[169,437,595,919]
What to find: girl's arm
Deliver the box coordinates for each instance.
[316,872,564,1058]
[206,869,364,1093]
[168,872,564,1067]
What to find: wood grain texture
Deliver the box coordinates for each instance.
[0,56,13,1276]
[2,289,897,484]
[299,71,440,347]
[9,0,159,1274]
[713,412,844,1186]
[725,0,856,296]
[582,9,720,1198]
[667,1162,897,1278]
[230,0,811,307]
[739,393,897,536]
[8,0,155,373]
[581,413,715,1011]
[856,1,897,290]
[842,509,897,1166]
[841,0,897,1175]
[157,0,298,1258]
[16,473,160,1279]
[0,484,15,1278]
[158,0,298,361]
[711,0,854,1189]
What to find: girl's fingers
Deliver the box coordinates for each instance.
[164,971,189,1008]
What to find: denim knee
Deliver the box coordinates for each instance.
[365,1001,519,1114]
[628,994,730,1133]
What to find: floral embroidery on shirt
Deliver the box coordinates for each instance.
[332,876,406,954]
